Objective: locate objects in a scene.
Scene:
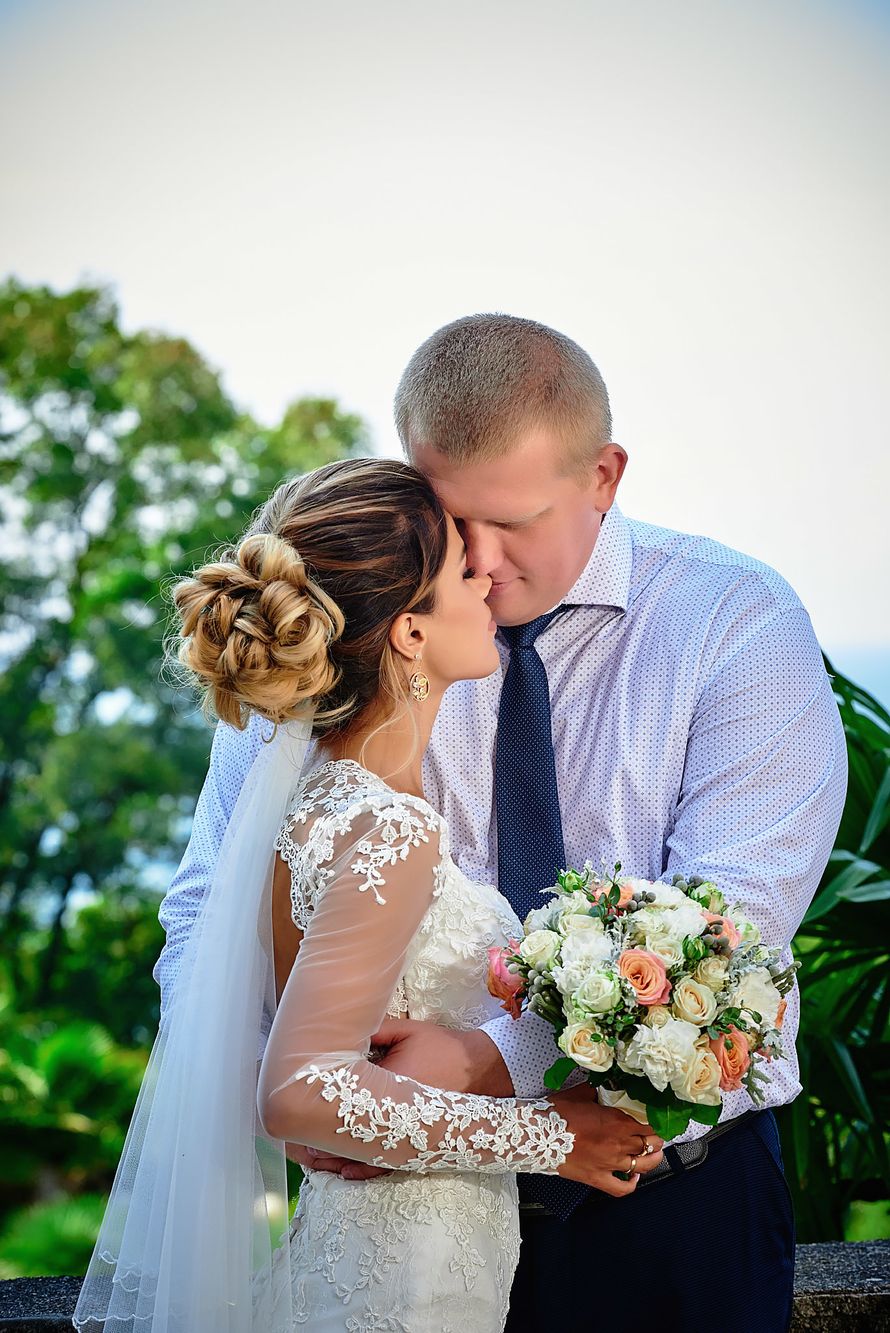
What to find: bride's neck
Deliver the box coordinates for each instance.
[322,696,442,801]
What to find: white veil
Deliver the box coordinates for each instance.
[73,717,313,1332]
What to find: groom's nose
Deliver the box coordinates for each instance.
[461,521,503,579]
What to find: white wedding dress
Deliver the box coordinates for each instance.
[258,758,573,1332]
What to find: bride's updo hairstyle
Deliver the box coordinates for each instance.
[172,458,449,737]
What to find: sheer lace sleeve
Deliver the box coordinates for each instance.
[257,789,573,1174]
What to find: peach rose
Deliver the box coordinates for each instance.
[618,948,672,1006]
[487,943,524,1019]
[592,881,635,909]
[704,911,741,950]
[776,998,787,1030]
[709,1025,751,1091]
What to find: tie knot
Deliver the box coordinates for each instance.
[500,607,564,652]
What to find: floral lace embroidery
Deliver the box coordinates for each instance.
[289,1172,519,1330]
[275,760,448,924]
[299,1065,574,1175]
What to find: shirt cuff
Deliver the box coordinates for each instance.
[481,1009,563,1099]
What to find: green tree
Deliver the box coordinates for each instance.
[0,278,369,1276]
[0,278,368,1009]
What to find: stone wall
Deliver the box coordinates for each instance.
[0,1241,887,1331]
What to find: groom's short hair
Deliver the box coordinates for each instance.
[394,313,612,475]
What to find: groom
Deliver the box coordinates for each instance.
[155,315,846,1333]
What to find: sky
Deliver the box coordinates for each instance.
[1,0,888,698]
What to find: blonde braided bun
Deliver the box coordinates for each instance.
[173,533,345,730]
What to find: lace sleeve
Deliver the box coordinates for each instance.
[257,792,573,1174]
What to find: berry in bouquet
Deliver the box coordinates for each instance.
[487,863,798,1139]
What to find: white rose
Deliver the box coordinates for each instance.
[644,1005,673,1029]
[641,927,686,970]
[618,1018,700,1092]
[558,1022,615,1073]
[556,892,596,929]
[519,929,561,970]
[670,1038,722,1105]
[671,977,718,1027]
[694,955,729,990]
[729,907,761,945]
[688,880,726,914]
[551,926,614,995]
[524,904,558,933]
[597,1086,649,1124]
[669,898,711,942]
[627,905,671,946]
[728,967,782,1030]
[645,882,686,907]
[572,969,621,1017]
[560,912,604,938]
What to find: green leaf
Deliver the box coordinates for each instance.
[803,853,883,924]
[689,1102,721,1127]
[838,879,890,905]
[543,1057,576,1091]
[859,765,890,855]
[646,1102,694,1140]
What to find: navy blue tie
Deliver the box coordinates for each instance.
[495,607,589,1220]
[496,609,568,923]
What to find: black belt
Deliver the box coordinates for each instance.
[636,1108,759,1187]
[519,1109,760,1214]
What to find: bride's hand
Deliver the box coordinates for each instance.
[549,1085,665,1197]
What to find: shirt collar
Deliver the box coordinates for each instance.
[562,504,632,611]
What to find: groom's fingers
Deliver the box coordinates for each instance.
[286,1144,361,1174]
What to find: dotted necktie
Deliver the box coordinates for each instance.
[495,607,589,1220]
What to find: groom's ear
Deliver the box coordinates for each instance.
[388,612,428,663]
[588,443,628,509]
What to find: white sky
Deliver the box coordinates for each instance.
[1,0,888,663]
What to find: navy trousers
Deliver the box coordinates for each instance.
[504,1111,795,1333]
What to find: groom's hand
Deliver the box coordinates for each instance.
[285,1142,388,1179]
[369,1017,516,1094]
[550,1085,665,1197]
[283,1019,516,1181]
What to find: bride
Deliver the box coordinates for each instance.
[74,457,619,1332]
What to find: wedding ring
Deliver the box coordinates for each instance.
[629,1156,638,1172]
[640,1137,655,1156]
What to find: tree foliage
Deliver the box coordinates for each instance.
[776,663,890,1240]
[0,278,368,1011]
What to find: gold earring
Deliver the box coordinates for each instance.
[409,653,430,703]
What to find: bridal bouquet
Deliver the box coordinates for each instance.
[487,864,798,1138]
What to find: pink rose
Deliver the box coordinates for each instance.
[709,1026,751,1091]
[618,948,672,1006]
[487,942,524,1019]
[704,911,741,950]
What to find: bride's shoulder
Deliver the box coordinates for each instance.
[279,759,450,863]
[276,760,450,925]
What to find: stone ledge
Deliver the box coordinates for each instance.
[791,1240,889,1331]
[0,1241,887,1330]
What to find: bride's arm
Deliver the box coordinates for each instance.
[256,799,573,1175]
